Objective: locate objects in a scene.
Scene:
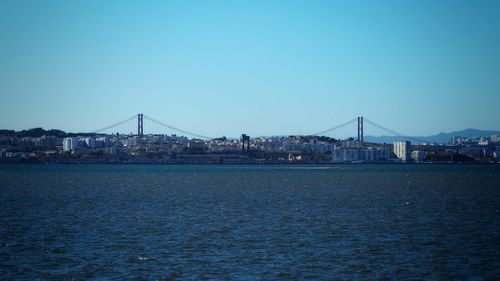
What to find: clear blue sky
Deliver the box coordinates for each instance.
[1,0,499,138]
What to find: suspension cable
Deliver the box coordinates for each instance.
[312,117,358,136]
[363,118,427,143]
[143,115,212,140]
[92,115,137,134]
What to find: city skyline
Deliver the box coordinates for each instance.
[1,0,499,137]
[3,112,500,142]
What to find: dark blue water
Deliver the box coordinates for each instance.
[0,164,499,280]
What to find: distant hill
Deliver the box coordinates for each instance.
[364,128,500,144]
[0,128,97,138]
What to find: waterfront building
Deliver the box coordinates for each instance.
[208,141,240,153]
[282,139,306,152]
[253,137,286,152]
[95,136,111,148]
[411,150,425,163]
[308,139,334,154]
[62,137,79,151]
[187,139,207,150]
[394,140,411,162]
[331,146,392,163]
[84,137,96,148]
[34,135,58,147]
[494,146,500,159]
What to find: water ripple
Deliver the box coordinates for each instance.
[0,164,499,280]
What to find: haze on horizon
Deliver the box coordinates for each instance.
[1,0,499,138]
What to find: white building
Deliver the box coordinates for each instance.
[308,139,334,154]
[187,139,207,150]
[84,137,96,148]
[96,136,111,147]
[331,146,392,163]
[478,137,489,146]
[282,139,305,152]
[208,141,240,153]
[411,150,425,163]
[63,137,79,151]
[394,140,411,162]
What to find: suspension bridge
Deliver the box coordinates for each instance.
[91,113,425,143]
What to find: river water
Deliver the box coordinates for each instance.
[1,164,499,280]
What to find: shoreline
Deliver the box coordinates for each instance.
[1,161,498,165]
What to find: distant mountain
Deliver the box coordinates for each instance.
[364,128,500,144]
